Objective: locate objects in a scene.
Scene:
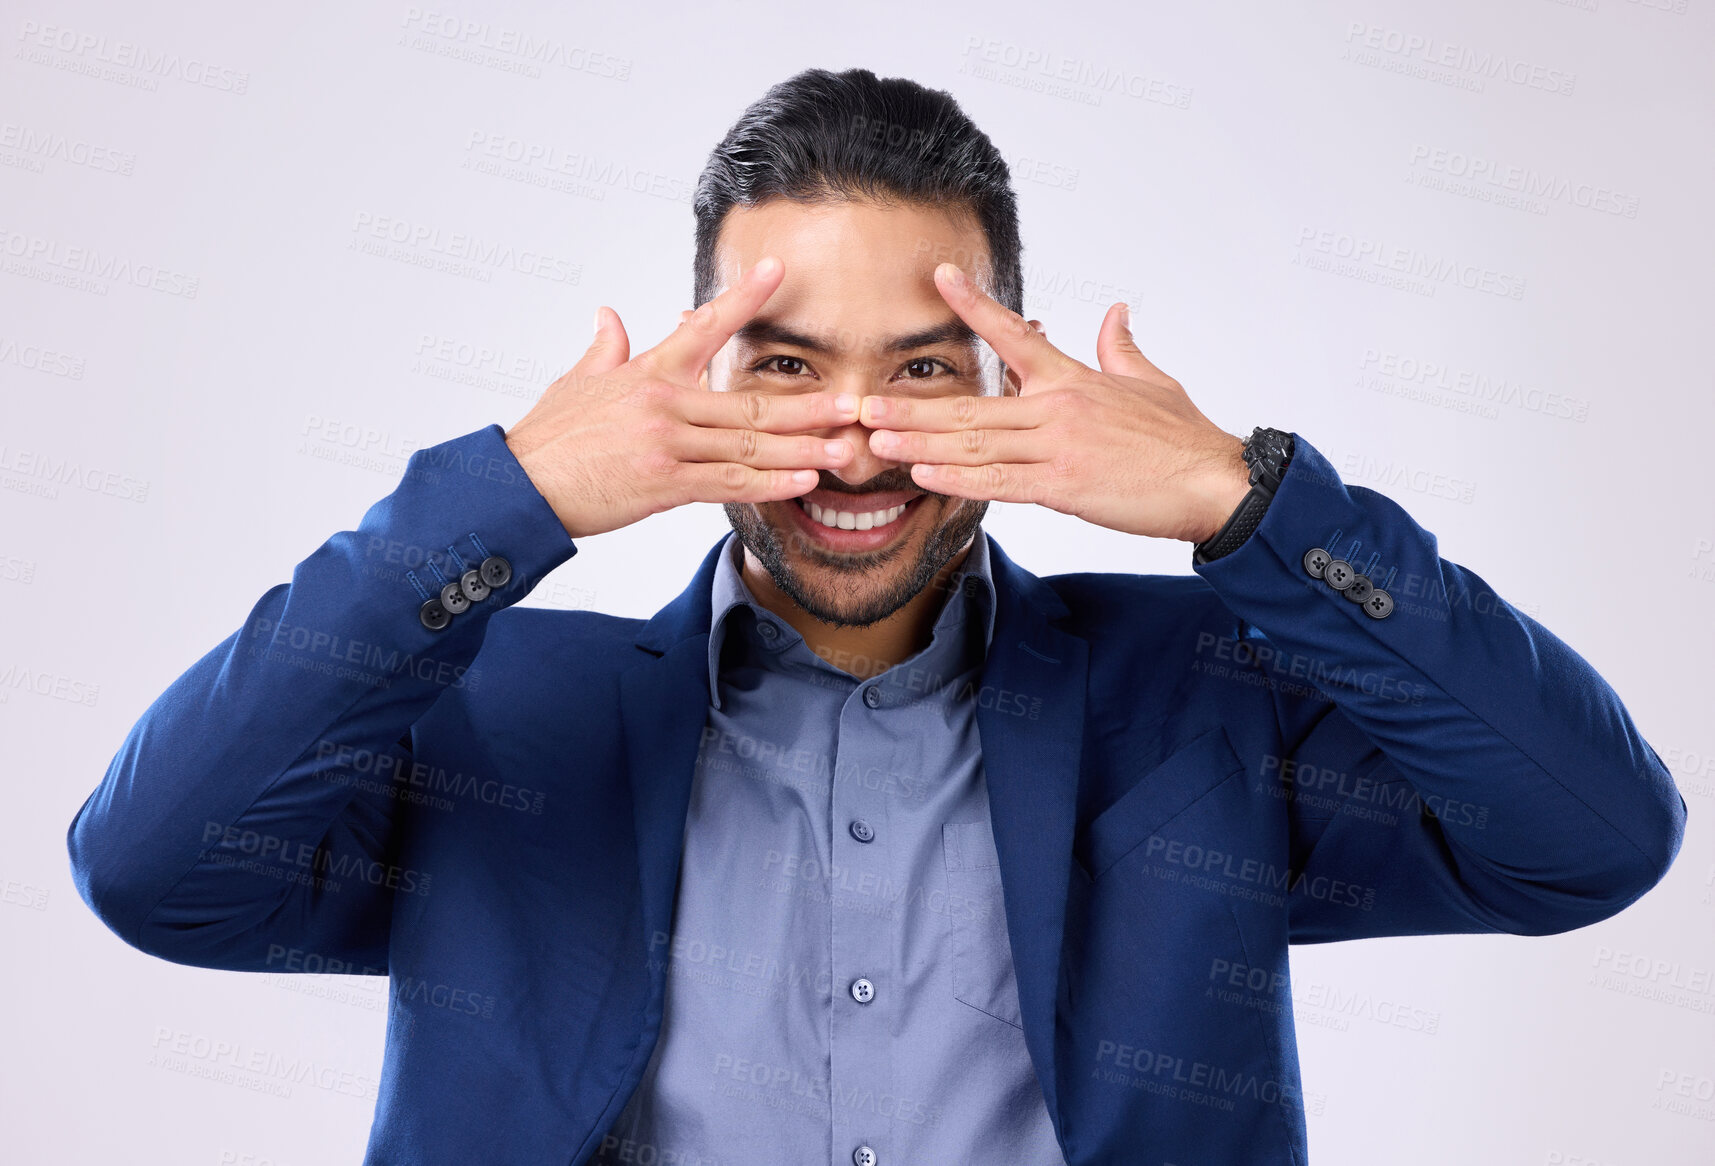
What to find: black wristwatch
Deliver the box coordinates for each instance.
[1192,427,1296,566]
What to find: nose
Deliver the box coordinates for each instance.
[820,393,895,488]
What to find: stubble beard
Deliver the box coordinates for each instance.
[722,494,988,629]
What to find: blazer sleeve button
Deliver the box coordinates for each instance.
[1362,589,1395,619]
[1324,559,1355,590]
[440,580,472,615]
[1343,574,1375,603]
[1302,547,1331,578]
[419,597,451,631]
[479,555,512,589]
[459,568,492,604]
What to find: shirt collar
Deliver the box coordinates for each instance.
[705,529,997,709]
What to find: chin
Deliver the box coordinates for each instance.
[724,496,986,630]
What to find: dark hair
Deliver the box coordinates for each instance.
[692,67,1022,316]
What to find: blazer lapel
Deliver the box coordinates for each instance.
[617,533,1089,1125]
[976,534,1088,1128]
[619,539,726,980]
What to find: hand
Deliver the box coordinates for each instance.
[858,264,1253,545]
[503,256,859,540]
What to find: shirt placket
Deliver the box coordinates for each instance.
[828,675,895,1166]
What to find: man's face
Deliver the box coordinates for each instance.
[702,197,1013,629]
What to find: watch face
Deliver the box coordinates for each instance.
[1243,428,1292,490]
[1245,428,1285,466]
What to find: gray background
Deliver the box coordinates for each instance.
[3,1,1711,1163]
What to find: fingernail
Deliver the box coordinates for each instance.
[593,306,605,334]
[823,440,848,458]
[792,469,818,485]
[939,263,966,288]
[835,393,858,413]
[864,397,888,420]
[753,256,781,280]
[1119,303,1131,328]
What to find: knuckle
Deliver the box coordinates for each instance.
[959,427,985,455]
[1042,387,1081,418]
[951,395,978,426]
[740,392,769,428]
[720,462,749,493]
[634,379,673,408]
[733,427,759,461]
[638,448,678,479]
[687,303,719,335]
[636,412,674,443]
[980,464,1007,491]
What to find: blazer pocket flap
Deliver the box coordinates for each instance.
[1075,726,1244,881]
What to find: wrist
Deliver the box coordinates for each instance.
[1191,427,1295,566]
[1187,439,1252,545]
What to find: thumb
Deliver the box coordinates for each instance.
[1095,302,1165,382]
[583,305,631,374]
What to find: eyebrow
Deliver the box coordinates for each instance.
[733,317,980,357]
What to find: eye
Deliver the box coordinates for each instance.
[901,357,956,379]
[750,355,812,377]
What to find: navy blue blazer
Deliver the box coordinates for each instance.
[67,422,1686,1165]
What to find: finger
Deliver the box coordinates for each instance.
[858,389,1043,433]
[906,460,1051,506]
[669,424,854,471]
[677,387,861,434]
[867,425,1043,466]
[933,263,1083,385]
[677,462,822,506]
[1095,302,1167,382]
[642,255,785,383]
[583,305,631,376]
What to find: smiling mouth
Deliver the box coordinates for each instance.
[780,489,930,551]
[794,494,922,531]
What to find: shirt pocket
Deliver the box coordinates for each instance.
[1073,725,1246,883]
[942,818,1023,1029]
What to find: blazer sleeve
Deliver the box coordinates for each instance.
[65,424,578,972]
[1192,433,1687,942]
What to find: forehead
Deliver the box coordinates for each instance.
[711,197,994,337]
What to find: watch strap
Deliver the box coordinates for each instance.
[1192,488,1274,565]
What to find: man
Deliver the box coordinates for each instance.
[67,68,1685,1166]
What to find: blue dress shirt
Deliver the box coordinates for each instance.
[593,529,1068,1166]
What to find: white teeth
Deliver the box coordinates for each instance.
[799,498,908,530]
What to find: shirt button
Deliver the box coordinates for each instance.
[850,977,875,1004]
[758,620,778,640]
[849,819,875,844]
[853,1146,877,1166]
[863,687,882,709]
